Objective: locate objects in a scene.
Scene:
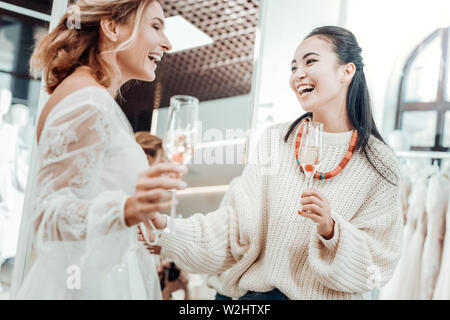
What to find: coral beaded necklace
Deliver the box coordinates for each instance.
[295,118,358,180]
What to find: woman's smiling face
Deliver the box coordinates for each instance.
[289,35,348,114]
[116,1,172,82]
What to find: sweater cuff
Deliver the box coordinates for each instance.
[316,215,340,252]
[159,217,195,259]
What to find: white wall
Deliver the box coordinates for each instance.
[253,0,342,128]
[253,0,450,139]
[155,94,251,139]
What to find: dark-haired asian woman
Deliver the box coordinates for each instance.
[152,26,403,300]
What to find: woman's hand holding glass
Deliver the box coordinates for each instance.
[300,188,335,240]
[124,162,188,227]
[137,214,167,249]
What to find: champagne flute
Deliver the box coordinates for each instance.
[140,96,198,244]
[299,122,323,213]
[163,95,199,234]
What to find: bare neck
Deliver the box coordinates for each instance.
[311,99,354,133]
[312,113,354,133]
[72,66,127,99]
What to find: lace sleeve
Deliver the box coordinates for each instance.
[33,99,132,280]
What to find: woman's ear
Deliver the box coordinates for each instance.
[341,62,356,84]
[100,17,119,42]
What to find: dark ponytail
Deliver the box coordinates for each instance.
[284,26,397,186]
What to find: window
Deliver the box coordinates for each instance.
[444,111,450,147]
[0,11,49,123]
[396,27,450,152]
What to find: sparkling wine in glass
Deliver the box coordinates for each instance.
[299,122,323,190]
[141,97,198,244]
[163,95,199,233]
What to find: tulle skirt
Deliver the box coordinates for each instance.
[15,245,161,300]
[379,223,426,299]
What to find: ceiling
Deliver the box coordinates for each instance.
[160,0,258,105]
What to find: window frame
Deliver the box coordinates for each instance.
[396,27,450,152]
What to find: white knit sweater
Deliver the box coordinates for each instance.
[159,122,403,300]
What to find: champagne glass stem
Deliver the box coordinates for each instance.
[304,174,313,215]
[307,174,313,189]
[169,189,177,232]
[298,175,310,221]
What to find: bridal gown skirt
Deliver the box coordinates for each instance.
[15,243,161,300]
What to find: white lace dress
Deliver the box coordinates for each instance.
[13,86,161,299]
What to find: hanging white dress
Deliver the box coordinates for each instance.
[420,173,449,299]
[0,122,20,260]
[433,188,450,299]
[10,86,161,300]
[379,177,427,299]
[400,176,412,225]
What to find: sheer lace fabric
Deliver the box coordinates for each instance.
[12,87,160,299]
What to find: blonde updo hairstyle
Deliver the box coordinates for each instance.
[30,0,160,94]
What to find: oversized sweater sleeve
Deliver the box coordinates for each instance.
[307,143,403,294]
[158,126,274,274]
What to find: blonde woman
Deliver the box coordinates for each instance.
[11,0,187,299]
